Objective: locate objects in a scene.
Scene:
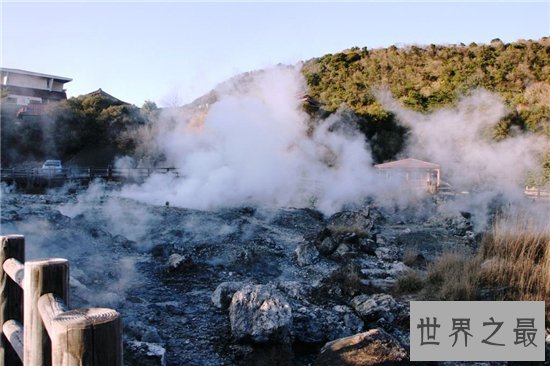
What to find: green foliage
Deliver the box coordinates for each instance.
[1,92,148,166]
[302,37,550,182]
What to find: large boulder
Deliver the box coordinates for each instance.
[326,208,374,238]
[229,285,292,343]
[314,208,377,257]
[211,281,245,310]
[351,294,398,324]
[315,328,408,366]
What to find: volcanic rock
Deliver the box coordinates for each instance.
[295,240,320,266]
[292,305,364,344]
[212,281,246,310]
[351,293,398,324]
[125,340,167,366]
[318,236,338,255]
[315,328,408,366]
[229,285,292,343]
[165,253,194,273]
[325,208,374,238]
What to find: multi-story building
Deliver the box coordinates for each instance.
[1,68,72,115]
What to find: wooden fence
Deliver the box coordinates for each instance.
[0,167,180,183]
[0,235,122,366]
[524,186,550,199]
[0,167,181,191]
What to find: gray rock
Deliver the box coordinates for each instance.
[125,340,167,366]
[375,246,399,261]
[358,238,377,255]
[326,305,365,341]
[318,236,338,255]
[276,281,311,302]
[229,285,292,343]
[292,307,326,344]
[334,243,352,256]
[165,253,194,273]
[326,208,374,237]
[360,278,397,292]
[316,328,408,366]
[387,261,410,277]
[142,328,163,344]
[125,320,162,343]
[351,293,398,323]
[211,281,245,310]
[292,305,364,344]
[295,240,319,266]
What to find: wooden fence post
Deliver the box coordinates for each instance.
[0,235,25,366]
[48,307,122,366]
[24,259,69,366]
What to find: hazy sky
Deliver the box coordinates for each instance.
[1,1,548,107]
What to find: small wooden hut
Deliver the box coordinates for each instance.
[374,158,441,193]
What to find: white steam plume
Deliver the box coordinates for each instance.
[376,88,547,194]
[376,88,549,227]
[113,66,547,226]
[119,66,379,214]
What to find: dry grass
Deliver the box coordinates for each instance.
[423,251,481,300]
[402,248,420,267]
[394,270,424,294]
[397,213,550,323]
[478,214,550,305]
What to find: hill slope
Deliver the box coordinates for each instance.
[301,38,550,183]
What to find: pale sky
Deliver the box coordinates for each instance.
[1,1,549,107]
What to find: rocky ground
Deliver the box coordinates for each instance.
[1,183,548,365]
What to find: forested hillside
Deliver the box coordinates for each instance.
[302,38,550,183]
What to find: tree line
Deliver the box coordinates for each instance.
[302,37,549,185]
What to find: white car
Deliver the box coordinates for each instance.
[41,160,64,176]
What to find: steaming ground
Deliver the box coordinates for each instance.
[1,67,549,363]
[114,66,548,229]
[119,67,381,214]
[2,182,549,365]
[0,186,463,365]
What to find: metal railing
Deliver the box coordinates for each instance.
[0,235,122,366]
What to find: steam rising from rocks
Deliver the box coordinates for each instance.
[376,88,546,194]
[115,66,547,222]
[120,67,378,214]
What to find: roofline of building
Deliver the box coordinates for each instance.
[0,67,72,83]
[84,88,130,105]
[374,158,440,169]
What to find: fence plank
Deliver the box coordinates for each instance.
[2,259,24,289]
[50,308,122,366]
[2,320,23,362]
[24,258,69,366]
[0,235,25,366]
[38,293,68,339]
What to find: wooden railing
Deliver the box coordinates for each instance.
[0,235,122,366]
[524,186,550,199]
[0,166,180,181]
